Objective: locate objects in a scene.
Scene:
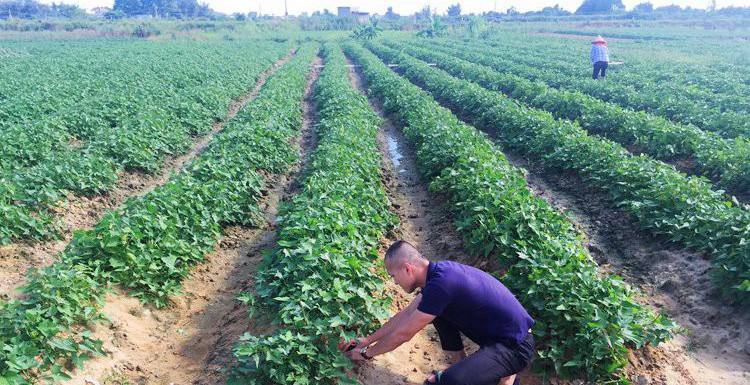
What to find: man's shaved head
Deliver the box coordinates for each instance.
[385,240,422,266]
[384,240,429,294]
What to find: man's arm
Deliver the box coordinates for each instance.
[361,294,422,346]
[361,308,435,358]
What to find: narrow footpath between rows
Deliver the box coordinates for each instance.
[0,49,296,299]
[346,59,541,385]
[59,54,320,385]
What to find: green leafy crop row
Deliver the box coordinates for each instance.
[388,40,750,196]
[0,45,317,384]
[474,34,750,111]
[231,43,398,385]
[426,38,750,139]
[0,40,290,244]
[344,42,674,382]
[363,41,750,305]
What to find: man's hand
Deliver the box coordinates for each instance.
[338,337,369,352]
[337,338,356,352]
[344,347,367,362]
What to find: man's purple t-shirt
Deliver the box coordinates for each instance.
[417,260,534,347]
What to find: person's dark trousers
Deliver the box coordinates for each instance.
[593,61,608,79]
[432,316,535,385]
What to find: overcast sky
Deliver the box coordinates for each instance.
[43,0,750,15]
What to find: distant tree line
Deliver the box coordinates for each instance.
[0,0,214,19]
[297,9,359,31]
[576,0,625,15]
[574,0,750,16]
[112,0,212,18]
[1,0,748,23]
[0,0,86,19]
[293,1,750,31]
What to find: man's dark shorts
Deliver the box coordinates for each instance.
[433,316,536,385]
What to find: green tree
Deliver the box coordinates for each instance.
[575,0,625,14]
[467,15,485,38]
[113,0,212,17]
[0,0,85,18]
[633,2,653,12]
[416,15,446,38]
[654,4,682,13]
[447,3,461,17]
[539,4,570,15]
[104,9,126,19]
[385,6,398,19]
[113,0,144,15]
[415,5,431,20]
[51,3,87,17]
[352,17,382,40]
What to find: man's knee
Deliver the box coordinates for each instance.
[433,317,464,351]
[439,368,471,385]
[498,374,517,385]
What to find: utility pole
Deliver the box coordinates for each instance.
[285,0,288,18]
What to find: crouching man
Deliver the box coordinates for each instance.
[341,240,535,385]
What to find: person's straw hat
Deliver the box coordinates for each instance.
[592,35,607,44]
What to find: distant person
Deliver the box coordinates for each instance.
[340,240,536,385]
[590,35,610,80]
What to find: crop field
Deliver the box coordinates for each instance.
[0,17,748,385]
